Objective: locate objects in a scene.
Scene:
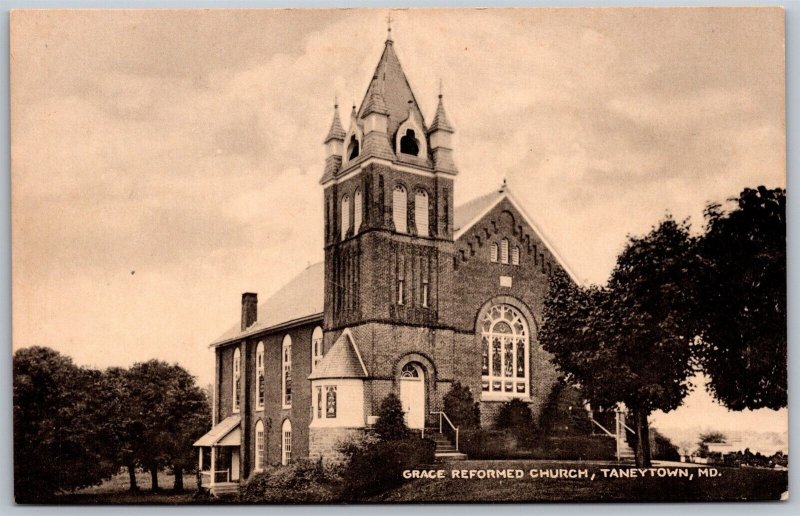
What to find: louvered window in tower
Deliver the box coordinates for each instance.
[353,188,362,235]
[500,239,509,264]
[511,246,520,266]
[393,185,407,233]
[415,190,429,237]
[340,195,350,240]
[490,243,498,262]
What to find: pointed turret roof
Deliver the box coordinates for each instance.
[429,93,454,133]
[357,39,426,139]
[324,103,346,143]
[308,330,368,380]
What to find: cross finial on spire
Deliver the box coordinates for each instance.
[386,13,394,42]
[334,95,338,109]
[438,78,443,99]
[500,177,507,192]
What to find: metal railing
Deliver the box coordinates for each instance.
[429,411,459,451]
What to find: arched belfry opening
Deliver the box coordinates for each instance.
[347,134,360,160]
[399,128,419,156]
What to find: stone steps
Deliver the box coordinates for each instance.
[424,429,467,461]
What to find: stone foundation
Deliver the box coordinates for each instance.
[308,427,365,462]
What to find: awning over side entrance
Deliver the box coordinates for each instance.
[193,415,241,447]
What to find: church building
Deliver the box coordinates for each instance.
[194,29,579,493]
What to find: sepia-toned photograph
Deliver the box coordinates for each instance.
[10,7,787,504]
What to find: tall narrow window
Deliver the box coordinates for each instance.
[422,277,429,308]
[311,326,323,372]
[353,189,362,235]
[326,386,337,418]
[490,243,498,262]
[282,335,292,408]
[254,420,264,472]
[340,194,350,241]
[501,239,509,264]
[256,341,265,409]
[316,386,322,419]
[232,347,241,413]
[397,255,405,305]
[415,189,429,237]
[281,419,292,466]
[393,185,408,233]
[511,246,520,266]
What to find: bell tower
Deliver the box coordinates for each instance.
[320,30,458,331]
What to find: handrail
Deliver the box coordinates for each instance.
[589,417,616,438]
[430,411,459,451]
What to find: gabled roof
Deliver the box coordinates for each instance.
[454,186,582,285]
[193,415,241,447]
[308,329,368,380]
[210,262,324,347]
[357,40,426,139]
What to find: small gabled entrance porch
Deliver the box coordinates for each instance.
[193,415,242,496]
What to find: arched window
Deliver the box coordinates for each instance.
[500,239,509,264]
[400,128,420,156]
[232,347,241,413]
[480,304,529,397]
[281,419,292,466]
[282,335,292,408]
[254,420,265,472]
[414,189,429,237]
[393,185,408,233]
[347,134,360,160]
[353,188,362,235]
[256,341,265,409]
[340,194,350,241]
[512,246,520,266]
[490,243,498,263]
[311,326,323,372]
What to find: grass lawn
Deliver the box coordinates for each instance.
[51,461,788,504]
[55,470,202,504]
[371,460,788,503]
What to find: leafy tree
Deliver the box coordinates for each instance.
[374,393,409,441]
[13,347,117,502]
[541,219,699,467]
[696,186,786,410]
[126,360,210,492]
[697,431,727,458]
[442,382,480,429]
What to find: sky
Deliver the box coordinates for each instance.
[11,8,786,437]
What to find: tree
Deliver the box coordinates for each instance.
[13,347,117,502]
[541,219,699,467]
[374,393,409,441]
[442,382,480,429]
[697,431,727,458]
[125,360,211,492]
[696,186,786,410]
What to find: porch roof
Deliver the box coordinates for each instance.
[193,415,241,447]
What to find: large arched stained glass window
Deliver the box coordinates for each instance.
[481,305,529,397]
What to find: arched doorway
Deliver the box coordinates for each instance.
[399,363,425,429]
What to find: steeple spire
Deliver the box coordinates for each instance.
[324,99,346,143]
[429,81,454,133]
[386,13,394,43]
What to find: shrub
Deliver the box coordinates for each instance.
[238,458,341,503]
[338,435,435,500]
[495,398,534,431]
[443,381,480,429]
[460,429,616,461]
[374,393,409,441]
[460,428,527,459]
[652,430,681,461]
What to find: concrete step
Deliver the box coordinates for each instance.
[435,451,468,461]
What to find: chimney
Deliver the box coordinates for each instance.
[241,292,258,331]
